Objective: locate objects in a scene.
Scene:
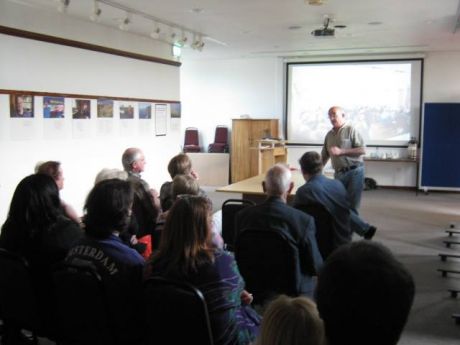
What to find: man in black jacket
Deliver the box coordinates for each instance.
[235,164,323,297]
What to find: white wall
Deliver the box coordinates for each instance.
[180,57,284,149]
[180,52,460,188]
[424,51,460,102]
[0,0,172,61]
[0,3,182,225]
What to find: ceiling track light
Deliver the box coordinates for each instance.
[175,31,188,47]
[90,0,102,22]
[118,12,130,31]
[55,0,206,52]
[150,21,161,39]
[170,31,178,44]
[58,0,70,13]
[191,34,205,51]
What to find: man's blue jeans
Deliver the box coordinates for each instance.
[335,165,365,213]
[335,165,369,236]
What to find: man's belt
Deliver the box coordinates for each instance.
[337,164,362,173]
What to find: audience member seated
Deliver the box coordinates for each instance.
[148,196,260,345]
[66,179,145,345]
[255,295,324,345]
[94,168,150,258]
[159,153,201,212]
[36,160,81,225]
[160,153,224,237]
[0,174,83,341]
[295,151,376,240]
[94,168,128,185]
[122,148,160,251]
[160,174,223,249]
[315,241,415,345]
[235,164,323,298]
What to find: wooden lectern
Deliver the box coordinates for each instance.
[251,139,287,176]
[231,119,280,183]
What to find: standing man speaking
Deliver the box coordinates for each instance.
[322,106,366,212]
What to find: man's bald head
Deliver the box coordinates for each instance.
[328,106,346,129]
[263,164,293,198]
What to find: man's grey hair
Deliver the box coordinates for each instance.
[121,147,143,172]
[264,164,292,196]
[94,168,128,185]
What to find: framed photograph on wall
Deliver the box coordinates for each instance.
[72,99,91,119]
[43,96,65,118]
[139,102,152,119]
[97,99,114,118]
[119,102,135,119]
[170,102,181,118]
[10,94,34,118]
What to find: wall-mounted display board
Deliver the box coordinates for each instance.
[421,103,460,191]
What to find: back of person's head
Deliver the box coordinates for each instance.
[256,295,324,345]
[264,164,292,196]
[167,153,192,178]
[6,174,62,238]
[315,241,415,345]
[94,168,128,185]
[36,160,62,180]
[154,195,212,275]
[83,179,134,239]
[299,152,323,176]
[171,174,200,200]
[121,147,143,172]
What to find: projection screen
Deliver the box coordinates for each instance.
[285,59,423,146]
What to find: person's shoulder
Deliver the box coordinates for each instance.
[296,181,310,192]
[160,181,171,191]
[101,236,145,266]
[328,177,347,190]
[285,202,311,219]
[212,249,238,274]
[235,202,257,219]
[215,248,235,261]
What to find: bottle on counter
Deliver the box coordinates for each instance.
[408,137,418,160]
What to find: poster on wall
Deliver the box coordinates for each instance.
[72,99,92,139]
[72,99,91,119]
[43,97,67,140]
[43,96,65,118]
[155,104,167,136]
[138,102,153,136]
[97,99,114,118]
[119,102,135,119]
[170,102,181,118]
[119,101,136,136]
[139,102,152,119]
[97,99,114,137]
[10,94,34,118]
[169,103,181,133]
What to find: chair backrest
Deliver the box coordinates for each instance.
[0,248,40,333]
[235,228,301,306]
[214,126,228,144]
[52,259,113,345]
[184,127,199,146]
[221,199,256,251]
[295,203,335,259]
[143,276,214,345]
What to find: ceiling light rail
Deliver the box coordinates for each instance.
[57,0,206,52]
[97,0,206,50]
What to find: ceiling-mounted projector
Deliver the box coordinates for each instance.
[311,27,335,37]
[311,16,335,37]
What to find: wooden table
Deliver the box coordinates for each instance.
[217,169,328,204]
